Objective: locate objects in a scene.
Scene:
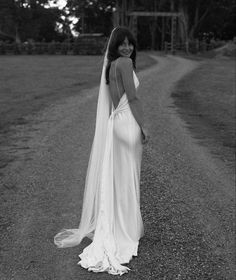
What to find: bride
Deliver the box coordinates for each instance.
[54,26,148,275]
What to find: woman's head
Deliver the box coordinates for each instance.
[105,26,137,84]
[107,26,136,61]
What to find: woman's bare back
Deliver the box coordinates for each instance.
[109,58,126,109]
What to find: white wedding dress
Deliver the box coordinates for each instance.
[54,28,143,276]
[78,71,144,275]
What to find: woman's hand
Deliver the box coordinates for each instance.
[141,127,149,145]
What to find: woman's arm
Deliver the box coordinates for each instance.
[128,98,144,130]
[118,57,144,130]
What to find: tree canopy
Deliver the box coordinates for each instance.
[0,0,65,42]
[0,0,235,44]
[65,0,116,36]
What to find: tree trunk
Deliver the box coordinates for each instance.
[188,2,199,39]
[15,24,21,43]
[188,2,210,40]
[150,18,157,50]
[178,0,189,52]
[161,17,165,50]
[149,1,158,50]
[113,0,120,26]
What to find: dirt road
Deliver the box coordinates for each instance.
[0,55,234,280]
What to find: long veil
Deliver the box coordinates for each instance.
[54,28,116,248]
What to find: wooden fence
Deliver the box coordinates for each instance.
[0,38,224,55]
[0,37,107,55]
[164,40,221,54]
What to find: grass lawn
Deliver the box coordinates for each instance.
[0,52,156,132]
[172,56,235,167]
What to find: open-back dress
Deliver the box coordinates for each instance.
[77,59,144,275]
[54,57,144,276]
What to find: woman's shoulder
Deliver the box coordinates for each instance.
[116,57,133,72]
[116,56,132,64]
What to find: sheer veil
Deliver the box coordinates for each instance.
[54,28,116,248]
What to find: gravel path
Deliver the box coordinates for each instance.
[0,55,234,280]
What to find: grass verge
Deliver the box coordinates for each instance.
[0,52,156,169]
[172,56,235,168]
[0,52,156,131]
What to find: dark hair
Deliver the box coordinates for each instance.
[105,26,136,84]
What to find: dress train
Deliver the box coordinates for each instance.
[78,92,144,275]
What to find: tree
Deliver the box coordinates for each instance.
[0,0,17,41]
[177,0,236,40]
[0,0,63,42]
[66,0,116,35]
[198,0,236,40]
[135,0,235,48]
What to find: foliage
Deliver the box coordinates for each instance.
[0,0,64,42]
[66,0,116,35]
[0,0,235,46]
[176,0,235,40]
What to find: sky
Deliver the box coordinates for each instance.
[48,0,67,9]
[47,0,79,36]
[56,0,67,9]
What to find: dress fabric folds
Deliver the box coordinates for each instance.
[78,72,144,275]
[54,69,143,276]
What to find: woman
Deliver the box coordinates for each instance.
[54,26,148,275]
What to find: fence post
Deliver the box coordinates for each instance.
[0,42,6,54]
[195,39,199,53]
[164,41,168,54]
[185,40,189,54]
